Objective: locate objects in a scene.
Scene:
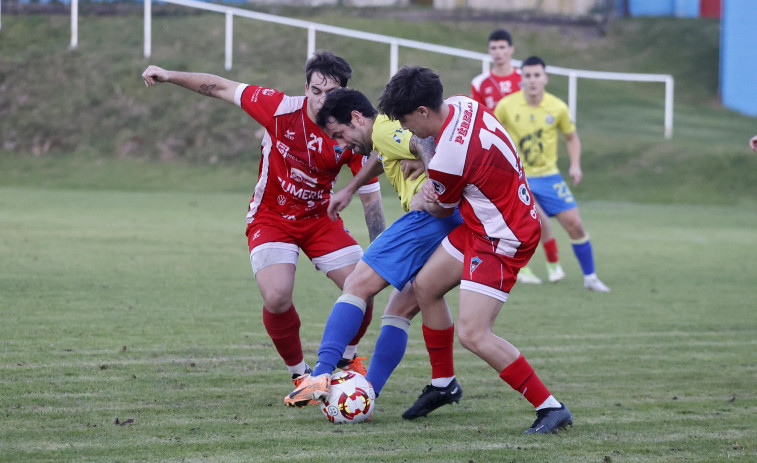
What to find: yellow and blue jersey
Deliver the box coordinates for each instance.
[494,90,575,178]
[371,115,427,212]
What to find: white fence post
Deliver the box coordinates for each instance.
[665,76,674,139]
[390,41,399,77]
[144,0,151,58]
[307,26,315,58]
[568,71,578,122]
[70,0,78,50]
[225,11,233,71]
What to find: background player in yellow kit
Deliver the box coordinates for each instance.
[495,56,610,292]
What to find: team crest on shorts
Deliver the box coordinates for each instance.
[470,256,482,276]
[518,183,531,205]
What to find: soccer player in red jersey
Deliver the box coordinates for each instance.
[379,66,573,434]
[141,52,383,387]
[470,29,521,111]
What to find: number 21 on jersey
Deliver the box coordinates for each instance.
[307,133,323,153]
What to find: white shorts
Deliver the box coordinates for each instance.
[250,242,363,275]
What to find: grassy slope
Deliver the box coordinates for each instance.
[1,9,756,206]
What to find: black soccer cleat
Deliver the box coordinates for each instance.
[402,379,462,420]
[523,403,573,434]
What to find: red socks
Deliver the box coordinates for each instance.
[543,238,559,263]
[262,305,303,366]
[499,354,551,408]
[422,324,455,379]
[348,301,373,346]
[263,302,373,367]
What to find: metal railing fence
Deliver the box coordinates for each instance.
[2,0,674,138]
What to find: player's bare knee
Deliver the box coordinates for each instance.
[566,226,587,241]
[342,268,385,300]
[260,290,293,313]
[388,303,420,319]
[383,285,420,318]
[384,296,420,318]
[457,326,485,354]
[457,333,481,354]
[411,278,436,305]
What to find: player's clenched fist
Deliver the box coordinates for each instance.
[421,179,439,204]
[142,65,170,87]
[750,135,757,153]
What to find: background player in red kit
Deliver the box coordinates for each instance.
[380,65,573,434]
[141,52,384,387]
[470,28,521,111]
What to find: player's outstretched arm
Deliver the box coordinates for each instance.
[141,65,241,104]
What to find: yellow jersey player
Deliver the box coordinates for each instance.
[495,56,610,292]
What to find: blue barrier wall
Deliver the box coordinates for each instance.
[616,0,700,17]
[674,0,700,17]
[720,0,757,117]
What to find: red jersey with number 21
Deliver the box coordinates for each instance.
[234,84,375,222]
[427,96,540,259]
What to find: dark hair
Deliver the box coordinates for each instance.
[488,29,513,45]
[522,56,546,69]
[305,51,352,87]
[378,66,444,120]
[316,88,377,129]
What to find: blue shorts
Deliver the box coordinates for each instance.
[362,209,463,290]
[528,173,578,217]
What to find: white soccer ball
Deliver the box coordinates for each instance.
[320,370,375,424]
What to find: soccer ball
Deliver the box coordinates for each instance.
[320,370,375,424]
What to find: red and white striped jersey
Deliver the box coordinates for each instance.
[234,84,377,222]
[427,96,540,258]
[470,69,521,110]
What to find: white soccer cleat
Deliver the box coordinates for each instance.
[584,274,610,292]
[546,263,566,283]
[517,267,543,285]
